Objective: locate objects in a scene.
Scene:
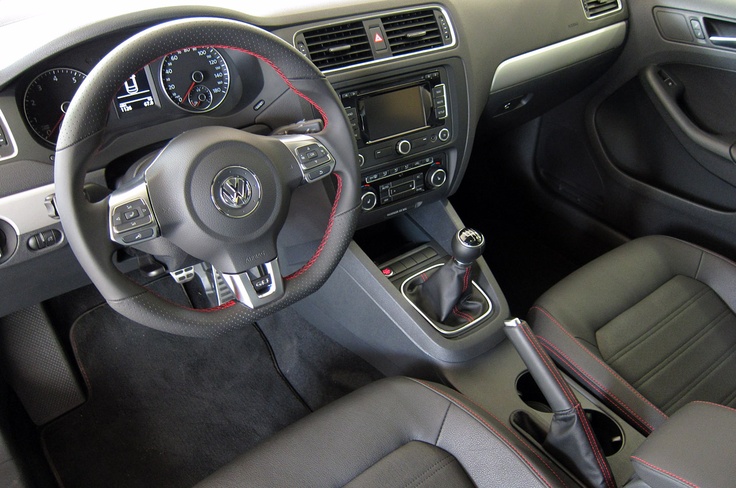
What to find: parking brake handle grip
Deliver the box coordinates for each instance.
[640,65,736,163]
[505,318,574,412]
[505,318,616,488]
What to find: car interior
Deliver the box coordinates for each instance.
[1,0,736,486]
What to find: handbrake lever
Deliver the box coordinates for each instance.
[505,318,616,488]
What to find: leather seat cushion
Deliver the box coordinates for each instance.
[194,377,573,487]
[530,235,736,434]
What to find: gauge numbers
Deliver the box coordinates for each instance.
[24,68,87,146]
[161,47,230,113]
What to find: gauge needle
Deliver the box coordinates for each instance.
[49,113,66,138]
[181,81,197,105]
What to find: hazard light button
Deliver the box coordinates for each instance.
[369,27,387,52]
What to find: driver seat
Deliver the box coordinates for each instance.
[194,377,572,487]
[529,235,736,435]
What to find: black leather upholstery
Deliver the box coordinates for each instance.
[530,235,736,435]
[631,401,736,488]
[194,377,574,487]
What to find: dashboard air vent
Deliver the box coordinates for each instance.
[302,22,373,71]
[381,10,444,55]
[581,0,622,19]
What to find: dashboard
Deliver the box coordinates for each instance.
[0,0,629,316]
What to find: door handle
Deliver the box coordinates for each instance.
[640,65,736,163]
[709,36,736,48]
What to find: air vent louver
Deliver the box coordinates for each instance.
[582,0,621,19]
[302,22,373,70]
[381,10,443,55]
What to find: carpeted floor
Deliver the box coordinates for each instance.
[40,274,385,488]
[42,304,310,488]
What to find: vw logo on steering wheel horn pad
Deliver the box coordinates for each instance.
[211,166,261,218]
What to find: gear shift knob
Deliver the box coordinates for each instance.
[452,228,485,265]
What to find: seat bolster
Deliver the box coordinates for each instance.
[693,244,736,314]
[528,236,718,435]
[194,377,574,488]
[532,236,704,346]
[530,305,668,435]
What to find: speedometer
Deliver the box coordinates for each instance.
[161,47,230,113]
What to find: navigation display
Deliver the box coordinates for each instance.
[360,86,428,142]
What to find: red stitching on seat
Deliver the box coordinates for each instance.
[631,456,699,488]
[531,306,668,421]
[540,337,654,434]
[441,388,570,488]
[285,174,342,281]
[692,401,736,413]
[412,380,560,488]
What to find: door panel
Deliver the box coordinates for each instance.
[528,0,736,258]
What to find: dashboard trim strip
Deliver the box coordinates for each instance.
[490,21,627,93]
[0,183,56,235]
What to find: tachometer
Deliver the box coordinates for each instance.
[23,68,87,146]
[161,47,230,112]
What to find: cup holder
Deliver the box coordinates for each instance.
[584,409,624,456]
[515,371,624,456]
[516,370,552,413]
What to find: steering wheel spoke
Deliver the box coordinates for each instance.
[220,257,284,308]
[275,134,337,185]
[108,176,160,247]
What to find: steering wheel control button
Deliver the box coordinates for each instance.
[122,228,155,244]
[112,200,153,232]
[296,143,331,170]
[304,162,335,183]
[211,166,262,218]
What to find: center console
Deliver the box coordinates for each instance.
[337,67,457,227]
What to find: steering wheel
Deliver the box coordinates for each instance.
[53,18,360,337]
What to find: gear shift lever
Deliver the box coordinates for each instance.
[405,228,489,327]
[452,228,486,265]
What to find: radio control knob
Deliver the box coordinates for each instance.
[357,153,365,167]
[396,139,412,156]
[438,128,450,142]
[426,167,447,189]
[361,188,378,211]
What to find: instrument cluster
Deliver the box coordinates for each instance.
[19,45,245,149]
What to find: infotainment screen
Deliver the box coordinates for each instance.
[360,85,428,142]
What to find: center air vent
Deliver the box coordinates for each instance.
[295,7,455,72]
[582,0,622,19]
[381,10,445,55]
[302,21,373,71]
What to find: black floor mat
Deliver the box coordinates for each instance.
[256,307,385,411]
[42,305,310,488]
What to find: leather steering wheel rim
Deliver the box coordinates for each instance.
[54,17,360,337]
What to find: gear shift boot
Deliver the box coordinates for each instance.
[402,262,492,335]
